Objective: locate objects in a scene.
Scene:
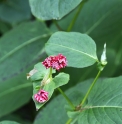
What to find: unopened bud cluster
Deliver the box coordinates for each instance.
[42,54,67,71]
[34,90,48,103]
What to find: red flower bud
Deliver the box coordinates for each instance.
[34,90,48,103]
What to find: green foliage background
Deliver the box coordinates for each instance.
[0,0,122,124]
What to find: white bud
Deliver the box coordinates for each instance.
[101,43,107,65]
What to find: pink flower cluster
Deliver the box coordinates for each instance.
[34,90,48,103]
[42,54,67,71]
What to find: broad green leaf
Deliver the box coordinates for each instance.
[0,72,32,118]
[50,0,121,80]
[51,0,122,66]
[34,76,122,124]
[45,31,98,68]
[0,0,31,24]
[0,21,51,83]
[53,72,70,88]
[29,0,82,20]
[32,72,69,110]
[0,21,51,117]
[0,121,19,124]
[51,0,122,43]
[70,76,122,123]
[77,107,122,124]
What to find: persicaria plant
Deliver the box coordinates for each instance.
[26,0,122,123]
[28,30,110,123]
[1,0,122,124]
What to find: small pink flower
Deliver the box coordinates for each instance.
[34,90,48,103]
[42,54,67,71]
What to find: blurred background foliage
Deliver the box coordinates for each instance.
[0,0,122,124]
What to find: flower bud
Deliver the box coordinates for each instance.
[34,90,48,103]
[100,43,107,65]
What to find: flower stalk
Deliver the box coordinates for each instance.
[67,1,85,32]
[57,87,75,110]
[80,70,101,106]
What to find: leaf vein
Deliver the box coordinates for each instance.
[47,43,98,61]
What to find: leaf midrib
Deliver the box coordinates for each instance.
[0,33,51,63]
[46,43,98,61]
[0,83,32,97]
[83,106,122,109]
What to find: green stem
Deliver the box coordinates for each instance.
[57,87,75,110]
[53,20,63,31]
[49,67,52,79]
[41,67,52,86]
[67,1,84,32]
[80,70,101,106]
[48,68,74,110]
[66,119,72,124]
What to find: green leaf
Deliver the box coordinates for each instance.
[68,76,122,124]
[45,31,98,68]
[32,72,69,110]
[53,72,70,88]
[0,73,32,118]
[0,0,31,24]
[29,0,82,20]
[0,21,51,83]
[33,80,55,110]
[70,76,122,124]
[34,76,122,124]
[78,108,122,124]
[50,0,121,78]
[0,21,51,117]
[51,0,122,54]
[0,121,19,124]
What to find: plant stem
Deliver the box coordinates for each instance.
[67,1,84,32]
[80,70,101,106]
[66,119,72,124]
[49,68,75,109]
[49,67,52,79]
[57,87,75,110]
[53,20,63,31]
